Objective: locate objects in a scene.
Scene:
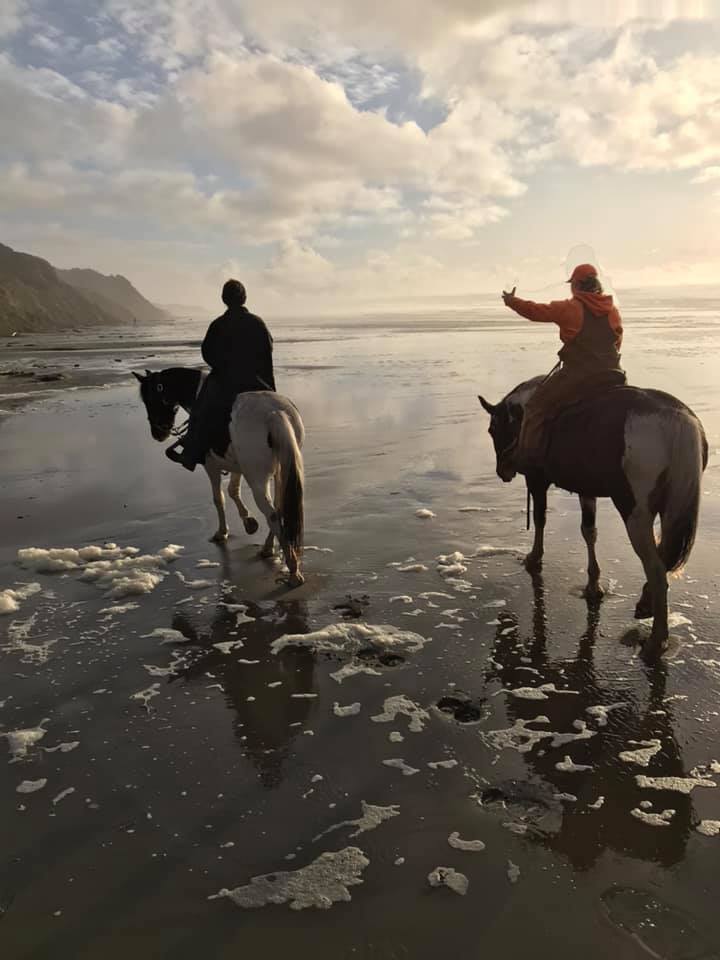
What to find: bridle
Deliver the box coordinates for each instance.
[145,380,189,438]
[491,405,522,464]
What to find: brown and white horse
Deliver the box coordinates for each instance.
[479,376,707,657]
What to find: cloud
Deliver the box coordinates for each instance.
[0,54,134,167]
[0,44,523,246]
[0,0,26,36]
[550,40,720,171]
[263,240,335,292]
[691,165,720,183]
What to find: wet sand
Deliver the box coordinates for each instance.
[2,301,720,959]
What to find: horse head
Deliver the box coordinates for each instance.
[133,370,178,442]
[479,377,547,481]
[478,394,521,482]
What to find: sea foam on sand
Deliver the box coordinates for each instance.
[272,623,430,683]
[0,582,41,615]
[272,623,430,657]
[17,543,184,599]
[210,847,369,910]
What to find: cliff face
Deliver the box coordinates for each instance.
[0,242,167,335]
[58,268,169,325]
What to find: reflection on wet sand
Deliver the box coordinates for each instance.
[484,572,691,869]
[171,596,315,789]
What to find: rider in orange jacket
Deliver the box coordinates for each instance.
[502,263,626,470]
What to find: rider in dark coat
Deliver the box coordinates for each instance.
[166,279,276,471]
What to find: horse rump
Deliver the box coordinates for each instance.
[268,410,305,554]
[658,411,706,574]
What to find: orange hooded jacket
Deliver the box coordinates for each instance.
[505,291,623,349]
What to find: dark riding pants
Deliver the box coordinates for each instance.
[181,375,234,465]
[518,365,627,469]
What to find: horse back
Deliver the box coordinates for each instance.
[229,391,304,449]
[545,386,704,497]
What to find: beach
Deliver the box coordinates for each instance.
[2,297,720,959]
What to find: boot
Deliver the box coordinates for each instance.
[165,444,197,472]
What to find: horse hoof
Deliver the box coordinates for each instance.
[260,547,275,559]
[640,637,667,663]
[210,531,228,544]
[524,553,542,572]
[634,601,652,619]
[289,573,305,588]
[243,517,259,535]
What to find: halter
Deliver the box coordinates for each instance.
[147,384,189,438]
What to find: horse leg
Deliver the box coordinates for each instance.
[260,467,284,557]
[204,461,229,543]
[525,479,547,571]
[261,528,275,558]
[580,495,604,600]
[635,582,652,619]
[227,473,259,535]
[246,475,303,587]
[624,507,668,658]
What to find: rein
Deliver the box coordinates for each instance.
[170,416,189,438]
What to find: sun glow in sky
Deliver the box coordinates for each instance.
[2,0,720,311]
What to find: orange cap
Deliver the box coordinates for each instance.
[566,262,598,284]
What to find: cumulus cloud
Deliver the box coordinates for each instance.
[0,0,26,37]
[549,40,720,171]
[263,240,335,292]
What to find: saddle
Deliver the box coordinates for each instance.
[539,368,628,469]
[569,367,626,402]
[547,367,627,425]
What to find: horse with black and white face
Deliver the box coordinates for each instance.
[479,376,708,658]
[134,368,306,587]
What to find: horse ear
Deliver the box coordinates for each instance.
[132,371,145,383]
[478,395,496,415]
[145,369,152,377]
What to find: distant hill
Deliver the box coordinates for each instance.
[0,242,168,336]
[59,267,169,325]
[0,242,118,336]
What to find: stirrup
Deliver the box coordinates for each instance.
[165,446,185,464]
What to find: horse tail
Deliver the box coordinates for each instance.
[269,410,304,555]
[659,413,706,574]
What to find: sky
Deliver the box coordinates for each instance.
[1,0,720,312]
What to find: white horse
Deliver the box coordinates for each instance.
[134,368,305,586]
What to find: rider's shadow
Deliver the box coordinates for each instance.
[481,573,691,870]
[170,597,316,789]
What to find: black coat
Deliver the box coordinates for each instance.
[201,306,276,394]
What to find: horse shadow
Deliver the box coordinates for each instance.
[169,595,316,790]
[481,572,692,870]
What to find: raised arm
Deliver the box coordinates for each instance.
[503,292,570,324]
